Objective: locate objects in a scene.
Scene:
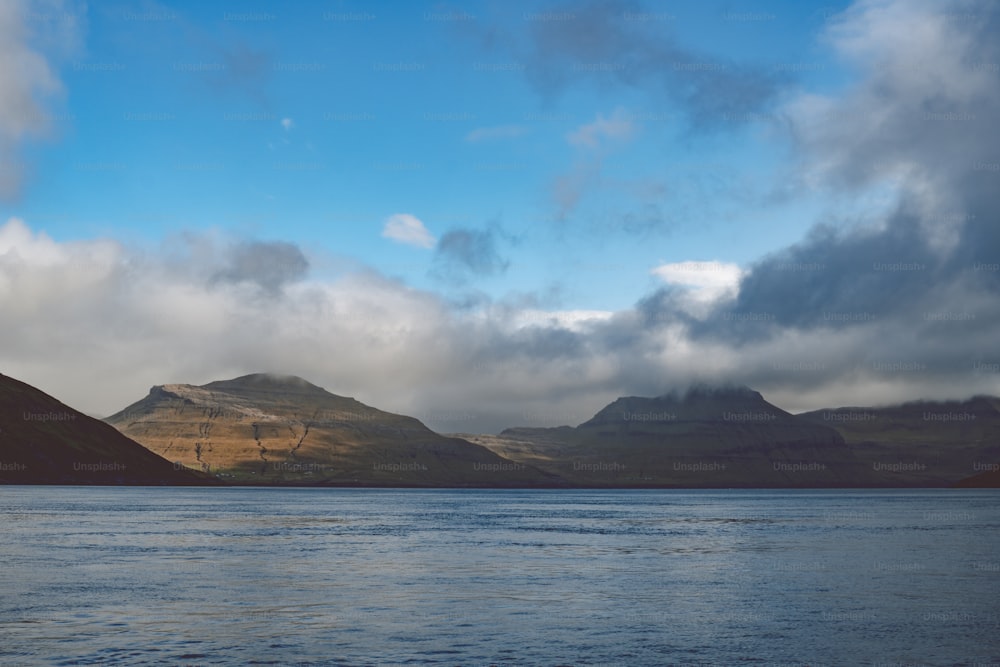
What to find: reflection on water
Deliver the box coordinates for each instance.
[1,488,998,665]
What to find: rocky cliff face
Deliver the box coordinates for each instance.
[106,373,558,486]
[468,385,868,487]
[0,372,211,485]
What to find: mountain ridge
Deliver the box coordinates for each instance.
[472,384,865,487]
[106,373,560,487]
[5,368,996,487]
[798,394,1000,486]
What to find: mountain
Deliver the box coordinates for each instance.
[463,385,869,487]
[799,396,1000,486]
[0,372,210,485]
[105,373,559,487]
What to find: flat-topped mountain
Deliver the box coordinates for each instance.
[106,373,558,486]
[581,384,789,426]
[202,373,339,401]
[466,385,867,487]
[799,396,1000,486]
[0,372,210,485]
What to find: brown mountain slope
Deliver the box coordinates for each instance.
[463,385,871,487]
[105,373,560,486]
[0,372,211,485]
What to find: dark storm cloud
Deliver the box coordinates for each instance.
[694,0,1000,342]
[214,240,309,293]
[431,226,512,284]
[611,0,1000,410]
[497,0,787,127]
[635,286,696,330]
[484,322,586,362]
[696,211,943,340]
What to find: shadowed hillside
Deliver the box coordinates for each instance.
[462,385,871,487]
[0,372,211,485]
[799,396,1000,485]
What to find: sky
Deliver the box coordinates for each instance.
[1,0,998,434]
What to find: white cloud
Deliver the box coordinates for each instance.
[782,0,999,252]
[281,117,294,131]
[464,124,527,143]
[508,309,614,332]
[0,217,631,431]
[567,107,635,149]
[1,215,998,434]
[651,260,743,315]
[0,0,67,198]
[381,213,436,249]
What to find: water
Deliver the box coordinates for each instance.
[1,488,998,666]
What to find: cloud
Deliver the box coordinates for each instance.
[204,41,272,104]
[509,309,614,332]
[709,0,1000,334]
[431,226,512,284]
[381,213,436,249]
[0,216,614,432]
[472,2,782,223]
[281,117,294,131]
[551,162,600,220]
[464,124,527,142]
[480,0,787,128]
[567,107,634,149]
[644,0,1000,403]
[130,8,272,107]
[2,208,999,439]
[0,0,70,199]
[211,240,309,294]
[550,108,636,220]
[651,260,743,315]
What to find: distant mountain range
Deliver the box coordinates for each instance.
[0,372,209,485]
[104,373,557,487]
[461,385,865,487]
[1,371,997,487]
[464,387,1000,487]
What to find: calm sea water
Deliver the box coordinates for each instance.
[1,487,998,666]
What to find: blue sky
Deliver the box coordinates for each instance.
[2,0,998,431]
[8,0,853,310]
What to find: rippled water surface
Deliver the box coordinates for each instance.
[1,487,998,666]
